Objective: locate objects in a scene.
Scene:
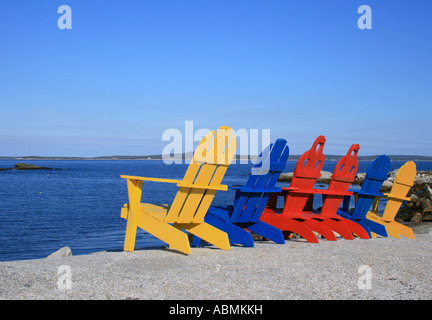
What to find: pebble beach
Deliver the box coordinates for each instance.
[1,234,431,300]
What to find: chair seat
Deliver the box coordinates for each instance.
[207,205,234,222]
[140,203,170,220]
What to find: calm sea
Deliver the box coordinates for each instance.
[1,159,431,261]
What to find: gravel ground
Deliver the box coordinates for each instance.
[0,234,431,300]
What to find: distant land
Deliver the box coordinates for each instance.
[1,154,432,161]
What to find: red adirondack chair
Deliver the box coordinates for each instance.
[261,136,370,243]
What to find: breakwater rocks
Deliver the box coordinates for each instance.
[400,172,432,223]
[278,169,432,223]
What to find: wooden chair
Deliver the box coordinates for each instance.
[261,136,329,243]
[337,155,390,238]
[366,161,416,239]
[306,143,371,240]
[261,136,370,243]
[192,139,289,247]
[120,126,237,254]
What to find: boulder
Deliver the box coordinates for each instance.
[278,171,333,183]
[45,246,73,259]
[388,169,399,179]
[424,186,432,201]
[317,171,332,184]
[354,173,366,185]
[410,194,419,203]
[278,172,293,182]
[410,212,423,223]
[380,180,393,192]
[418,198,432,214]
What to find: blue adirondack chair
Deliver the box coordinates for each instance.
[337,155,390,237]
[192,139,289,247]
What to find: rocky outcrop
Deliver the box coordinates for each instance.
[14,163,53,170]
[0,163,53,171]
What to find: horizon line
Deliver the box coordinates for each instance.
[1,154,432,160]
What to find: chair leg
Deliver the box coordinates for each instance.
[123,179,143,252]
[302,218,337,241]
[384,222,402,239]
[362,218,388,238]
[191,235,202,247]
[334,218,370,239]
[394,221,415,239]
[183,222,231,250]
[316,218,354,240]
[207,214,255,247]
[134,214,191,254]
[260,213,319,243]
[365,212,390,238]
[191,220,254,247]
[124,214,138,252]
[279,217,320,243]
[246,220,285,244]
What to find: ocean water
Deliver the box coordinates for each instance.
[1,159,431,262]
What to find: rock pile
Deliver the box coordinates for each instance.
[399,172,432,222]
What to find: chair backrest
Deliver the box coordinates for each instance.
[320,144,359,215]
[230,139,289,223]
[381,161,416,221]
[390,161,416,196]
[282,135,326,214]
[351,155,390,220]
[165,126,237,224]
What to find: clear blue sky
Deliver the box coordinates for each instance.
[1,1,431,157]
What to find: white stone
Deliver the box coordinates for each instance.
[45,246,72,259]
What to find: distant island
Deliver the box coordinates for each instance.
[1,154,432,161]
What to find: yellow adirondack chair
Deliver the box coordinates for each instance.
[120,126,237,254]
[366,161,417,239]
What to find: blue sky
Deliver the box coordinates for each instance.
[0,1,431,157]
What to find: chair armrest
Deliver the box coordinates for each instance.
[120,175,182,184]
[280,187,299,191]
[229,186,282,193]
[120,175,228,191]
[289,188,353,196]
[383,193,411,202]
[176,181,228,191]
[355,190,384,198]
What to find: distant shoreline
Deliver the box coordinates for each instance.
[1,155,432,161]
